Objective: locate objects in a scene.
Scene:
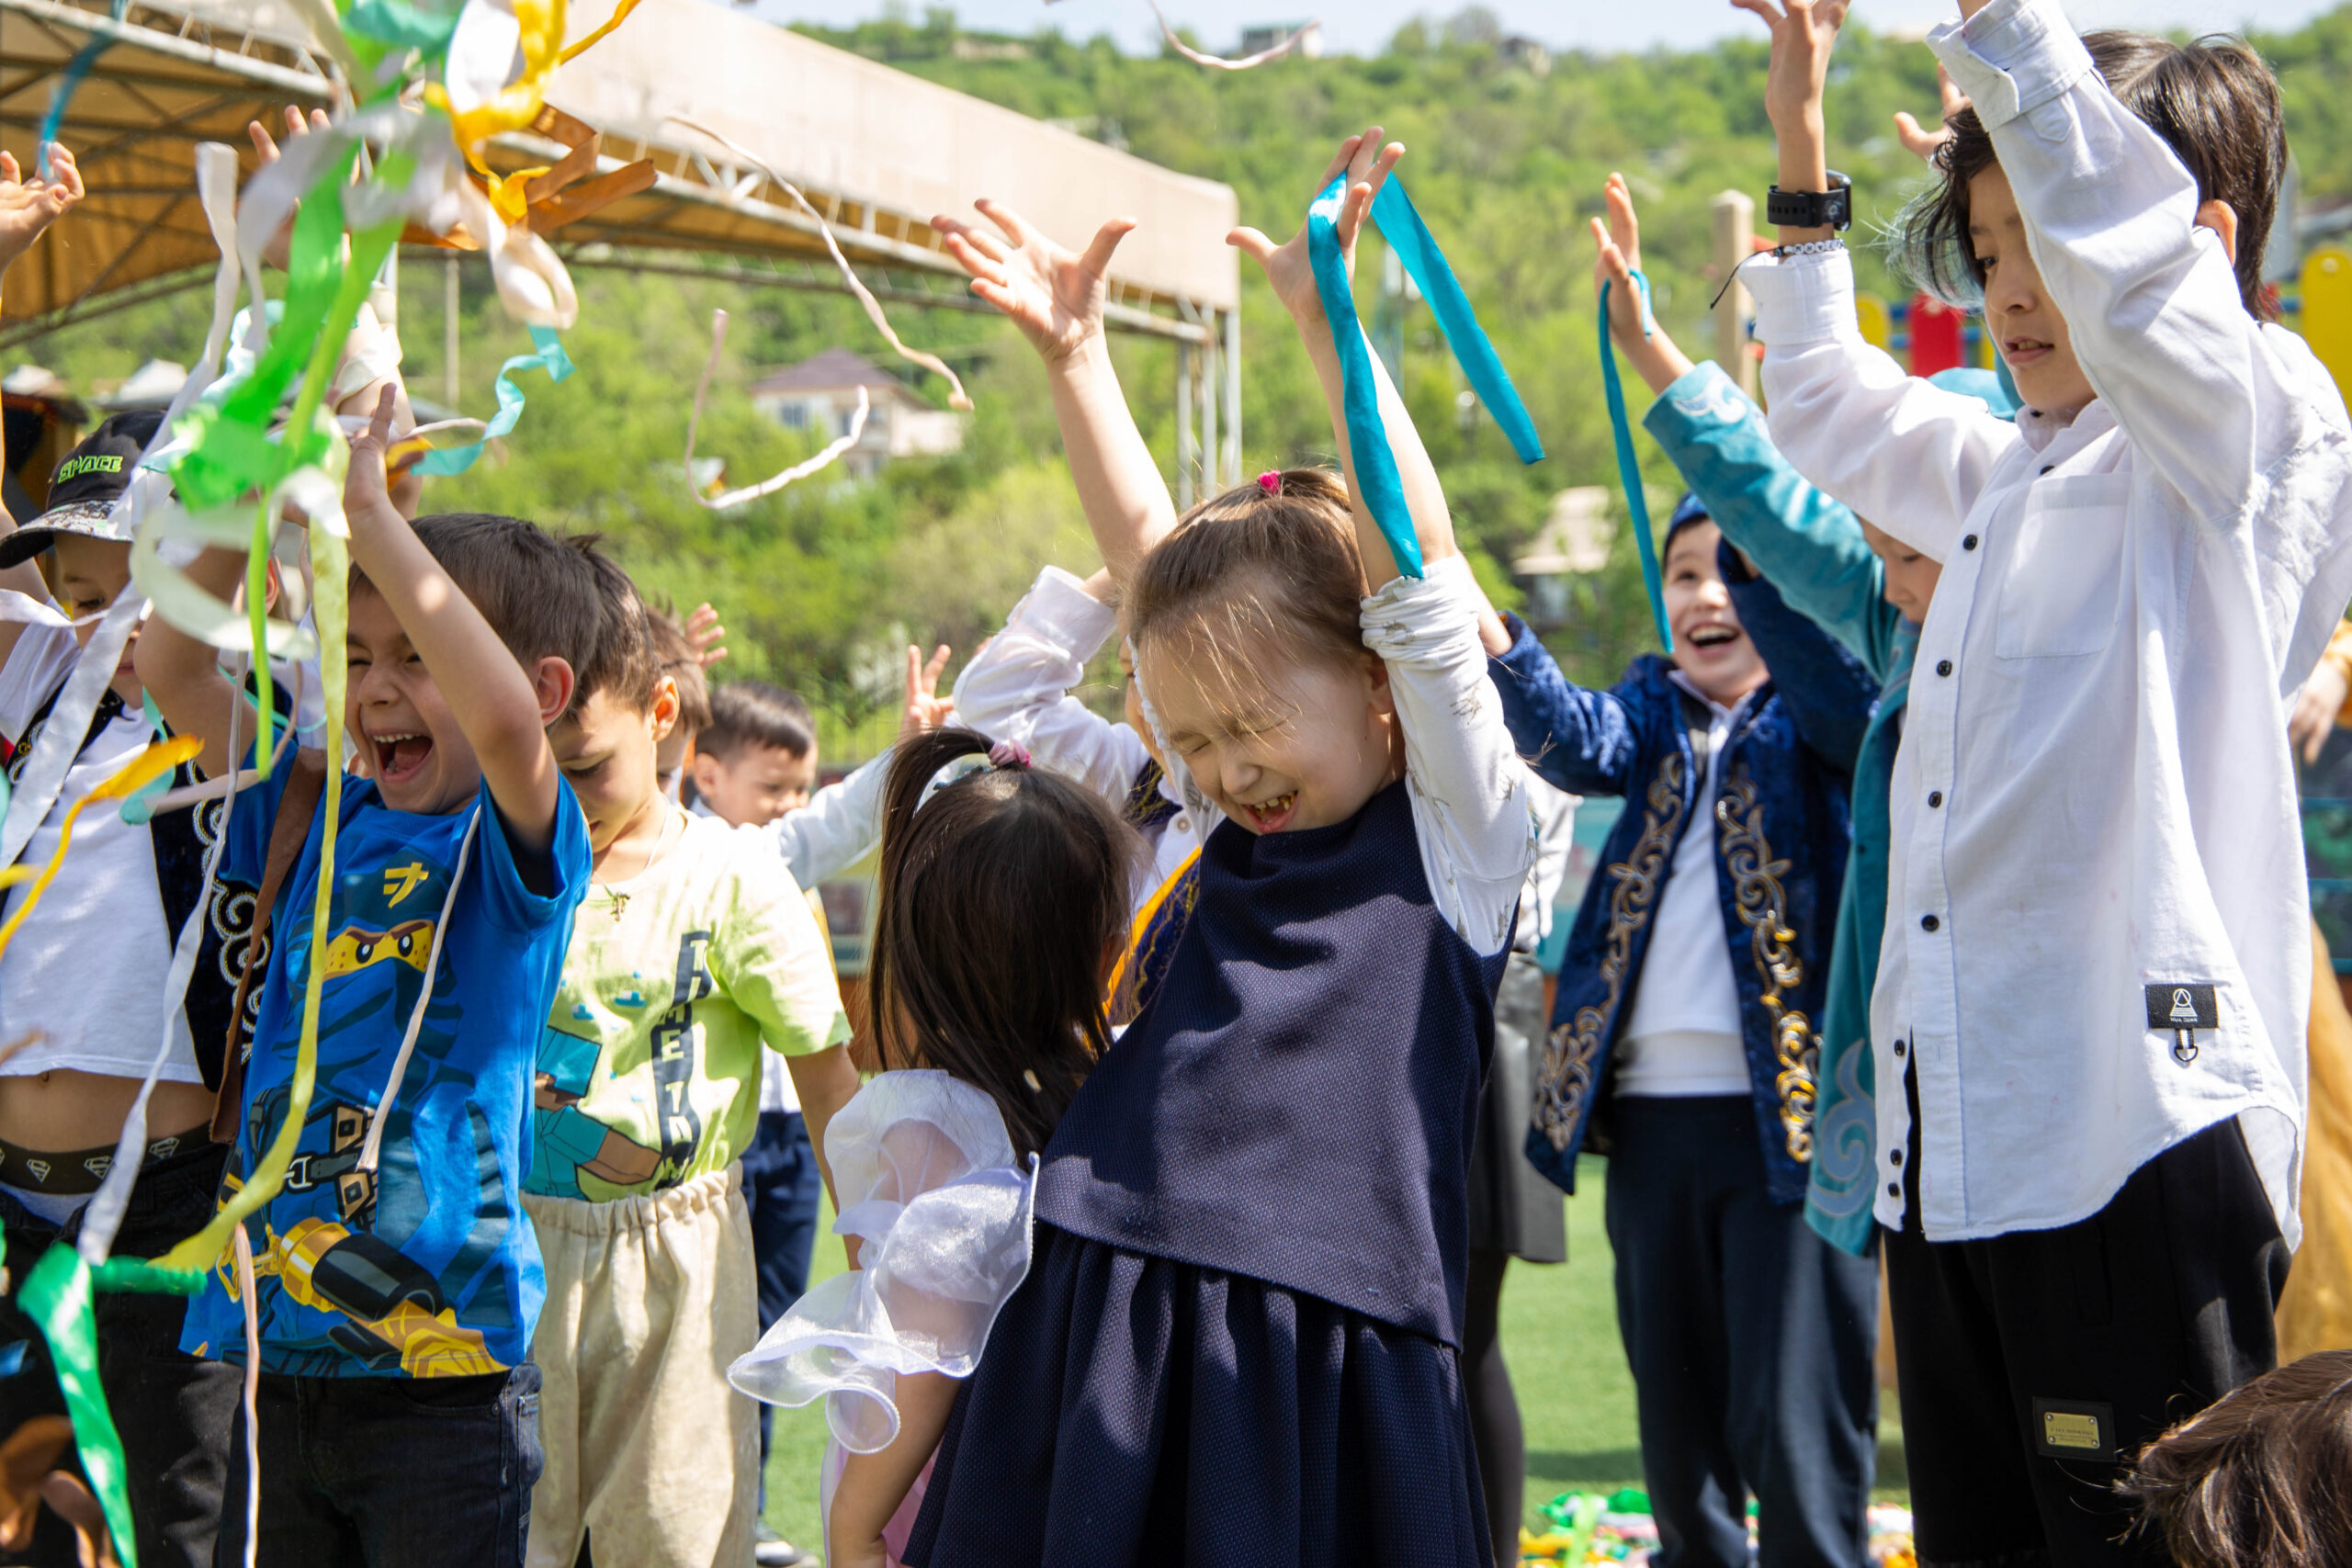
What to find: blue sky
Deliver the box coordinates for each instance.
[757,0,2343,55]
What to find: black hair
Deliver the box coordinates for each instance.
[1892,30,2285,321]
[869,728,1140,1160]
[700,682,816,764]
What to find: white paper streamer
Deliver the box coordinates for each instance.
[681,310,869,509]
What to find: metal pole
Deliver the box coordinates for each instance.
[1199,320,1217,499]
[1175,342,1196,512]
[1223,307,1242,488]
[444,252,460,410]
[1711,190,1758,398]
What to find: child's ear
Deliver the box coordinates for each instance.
[689,749,722,794]
[649,673,680,743]
[262,558,284,614]
[2194,199,2240,266]
[531,657,577,728]
[1364,653,1396,717]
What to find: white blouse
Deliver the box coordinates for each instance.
[728,1069,1035,1453]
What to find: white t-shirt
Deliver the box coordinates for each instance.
[1613,679,1750,1097]
[0,626,201,1083]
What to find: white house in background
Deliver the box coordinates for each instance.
[747,348,964,480]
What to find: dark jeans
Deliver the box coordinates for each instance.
[740,1109,821,1485]
[1605,1095,1879,1568]
[212,1364,543,1568]
[0,1140,239,1568]
[1883,1114,2289,1568]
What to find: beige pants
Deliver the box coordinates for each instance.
[525,1164,760,1568]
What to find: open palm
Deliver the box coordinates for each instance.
[934,200,1133,364]
[1228,128,1404,328]
[0,145,83,274]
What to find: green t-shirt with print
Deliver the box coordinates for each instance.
[528,812,849,1201]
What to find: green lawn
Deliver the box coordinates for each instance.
[760,1156,1906,1556]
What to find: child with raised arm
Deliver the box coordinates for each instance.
[905,129,1535,1567]
[525,551,855,1568]
[139,390,594,1568]
[1738,1,2352,1561]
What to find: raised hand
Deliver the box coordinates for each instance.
[933,201,1135,365]
[248,105,332,270]
[685,602,729,669]
[900,643,955,739]
[344,384,401,528]
[0,144,84,276]
[1894,64,1968,163]
[1729,0,1850,134]
[1590,173,1696,396]
[1227,127,1405,330]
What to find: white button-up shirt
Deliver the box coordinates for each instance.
[1747,0,2352,1245]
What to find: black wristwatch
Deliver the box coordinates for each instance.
[1767,171,1853,231]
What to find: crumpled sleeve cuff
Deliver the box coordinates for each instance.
[1743,246,1863,354]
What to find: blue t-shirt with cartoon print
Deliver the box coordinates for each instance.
[180,748,589,1377]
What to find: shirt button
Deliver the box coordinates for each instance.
[1890,1148,1904,1167]
[1888,1181,1903,1198]
[1936,660,1953,677]
[1920,913,1940,932]
[1928,791,1943,807]
[1894,1039,1907,1057]
[1962,534,1979,551]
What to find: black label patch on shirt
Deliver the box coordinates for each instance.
[2145,983,2219,1031]
[2032,1397,2120,1462]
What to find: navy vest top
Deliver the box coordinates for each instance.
[1037,778,1512,1348]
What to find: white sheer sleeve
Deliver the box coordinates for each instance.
[727,1070,1035,1454]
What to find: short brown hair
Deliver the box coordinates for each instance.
[353,513,602,718]
[1894,31,2285,320]
[646,605,712,737]
[701,682,815,764]
[565,540,661,715]
[1124,468,1368,699]
[2119,1349,2352,1566]
[871,728,1138,1159]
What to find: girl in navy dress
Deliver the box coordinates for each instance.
[907,130,1537,1567]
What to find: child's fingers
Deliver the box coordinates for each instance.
[1078,218,1136,279]
[365,383,397,447]
[904,644,923,699]
[1362,141,1405,201]
[974,197,1034,252]
[1728,0,1787,27]
[969,276,1021,317]
[248,119,281,164]
[49,146,81,201]
[305,107,330,134]
[956,218,1013,267]
[922,643,952,691]
[1317,134,1364,186]
[0,151,17,186]
[1226,226,1277,265]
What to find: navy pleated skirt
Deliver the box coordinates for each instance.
[902,1220,1491,1567]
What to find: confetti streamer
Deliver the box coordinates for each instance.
[413,326,571,475]
[1143,1,1318,70]
[667,118,973,411]
[16,1249,131,1565]
[1599,272,1672,650]
[1306,172,1544,579]
[681,310,869,508]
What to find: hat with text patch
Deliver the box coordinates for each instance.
[0,411,165,569]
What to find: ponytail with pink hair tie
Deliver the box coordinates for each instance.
[1257,470,1283,496]
[988,739,1032,769]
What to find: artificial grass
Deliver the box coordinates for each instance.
[760,1156,1908,1555]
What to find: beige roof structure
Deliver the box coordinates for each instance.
[0,0,1244,491]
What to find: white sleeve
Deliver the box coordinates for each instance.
[772,754,888,890]
[1522,782,1578,950]
[726,1071,1035,1455]
[1749,248,2022,561]
[0,626,74,741]
[1359,554,1536,958]
[1930,0,2352,534]
[950,566,1152,808]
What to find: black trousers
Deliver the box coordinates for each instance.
[0,1141,240,1568]
[1884,1115,2290,1568]
[1605,1096,1880,1568]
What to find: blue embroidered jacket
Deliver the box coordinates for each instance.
[1492,558,1874,1204]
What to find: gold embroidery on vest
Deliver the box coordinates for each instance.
[1716,773,1819,1161]
[1533,753,1685,1152]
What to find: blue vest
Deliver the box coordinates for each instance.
[1038,778,1511,1348]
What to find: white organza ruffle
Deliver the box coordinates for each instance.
[727,1069,1036,1453]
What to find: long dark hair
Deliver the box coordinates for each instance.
[869,728,1140,1159]
[1892,30,2286,321]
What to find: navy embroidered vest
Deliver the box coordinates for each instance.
[1037,778,1511,1348]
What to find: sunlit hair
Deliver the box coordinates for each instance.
[2119,1349,2352,1566]
[1123,468,1369,721]
[1890,30,2285,321]
[869,728,1139,1161]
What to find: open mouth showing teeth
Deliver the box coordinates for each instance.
[371,731,434,782]
[1243,792,1297,830]
[1687,626,1737,649]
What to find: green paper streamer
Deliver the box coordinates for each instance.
[19,1247,136,1568]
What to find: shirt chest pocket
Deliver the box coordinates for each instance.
[1993,475,2132,660]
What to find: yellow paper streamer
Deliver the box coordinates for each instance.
[0,737,205,957]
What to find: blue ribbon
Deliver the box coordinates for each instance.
[1600,273,1672,652]
[414,326,572,477]
[1306,174,1543,580]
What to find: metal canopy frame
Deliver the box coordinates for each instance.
[0,0,1243,496]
